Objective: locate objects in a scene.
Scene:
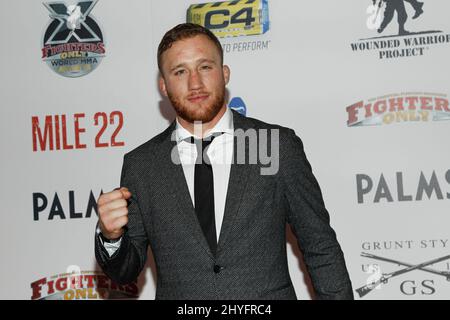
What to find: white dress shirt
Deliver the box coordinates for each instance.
[101,107,234,256]
[175,107,234,241]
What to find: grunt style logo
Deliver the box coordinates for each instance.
[351,1,450,59]
[357,252,450,298]
[41,0,106,77]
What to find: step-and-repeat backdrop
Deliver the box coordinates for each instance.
[1,0,449,300]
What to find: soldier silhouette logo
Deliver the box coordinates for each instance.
[367,0,424,36]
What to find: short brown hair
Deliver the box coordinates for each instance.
[157,23,224,74]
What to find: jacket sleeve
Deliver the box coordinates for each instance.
[280,128,353,300]
[95,153,149,285]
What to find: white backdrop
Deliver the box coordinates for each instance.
[1,0,449,300]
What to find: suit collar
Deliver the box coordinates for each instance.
[158,109,252,144]
[174,107,234,142]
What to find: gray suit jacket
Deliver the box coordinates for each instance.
[95,110,353,300]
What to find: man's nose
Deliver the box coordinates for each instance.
[188,71,203,90]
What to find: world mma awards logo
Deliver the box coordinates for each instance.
[41,0,105,77]
[351,1,450,59]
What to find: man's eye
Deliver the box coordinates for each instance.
[174,70,185,76]
[200,65,212,70]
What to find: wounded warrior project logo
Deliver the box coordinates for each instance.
[31,267,138,300]
[187,0,271,54]
[41,0,105,77]
[346,92,450,127]
[351,1,450,59]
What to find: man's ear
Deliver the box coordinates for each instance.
[159,75,168,97]
[223,65,230,85]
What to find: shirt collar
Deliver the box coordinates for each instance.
[175,107,234,143]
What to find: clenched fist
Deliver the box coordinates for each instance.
[97,187,131,240]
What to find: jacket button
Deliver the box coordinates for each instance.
[214,265,223,273]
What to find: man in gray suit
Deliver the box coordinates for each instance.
[95,23,353,300]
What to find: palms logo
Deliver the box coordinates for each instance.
[41,0,106,77]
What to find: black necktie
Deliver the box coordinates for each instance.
[188,133,222,257]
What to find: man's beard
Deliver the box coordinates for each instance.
[168,87,226,123]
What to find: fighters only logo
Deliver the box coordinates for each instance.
[351,1,450,59]
[31,267,138,300]
[41,0,105,77]
[346,92,450,127]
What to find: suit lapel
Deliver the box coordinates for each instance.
[157,122,215,260]
[217,111,254,255]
